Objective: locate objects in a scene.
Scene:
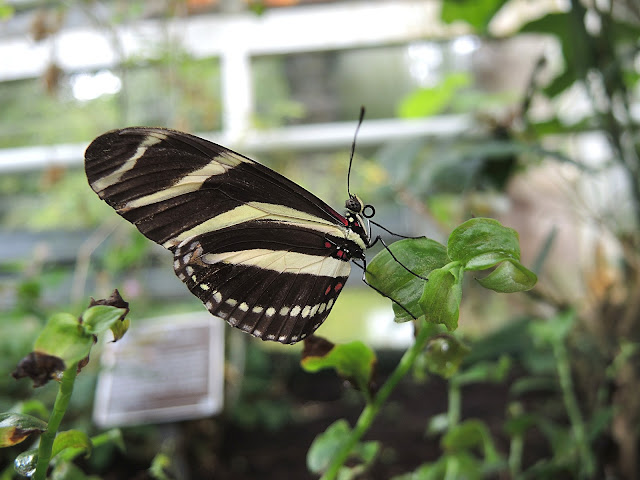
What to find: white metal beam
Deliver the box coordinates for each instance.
[0,1,459,82]
[0,115,474,173]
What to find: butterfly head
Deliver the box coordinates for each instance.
[345,194,372,247]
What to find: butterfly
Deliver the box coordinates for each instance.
[84,119,381,344]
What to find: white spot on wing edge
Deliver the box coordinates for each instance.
[290,305,301,317]
[266,307,276,317]
[212,291,222,303]
[279,306,290,316]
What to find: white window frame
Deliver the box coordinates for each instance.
[0,0,473,173]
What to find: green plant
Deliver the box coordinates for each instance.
[1,292,129,479]
[302,217,536,479]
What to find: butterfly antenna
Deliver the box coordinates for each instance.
[347,106,366,197]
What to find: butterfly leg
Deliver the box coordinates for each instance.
[352,258,419,321]
[367,235,429,281]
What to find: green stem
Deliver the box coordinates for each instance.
[447,380,461,427]
[552,339,595,478]
[443,380,461,480]
[33,363,78,480]
[320,325,433,480]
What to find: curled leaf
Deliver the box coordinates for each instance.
[0,413,47,447]
[12,352,66,388]
[476,259,537,292]
[448,218,521,270]
[419,266,463,331]
[301,336,377,395]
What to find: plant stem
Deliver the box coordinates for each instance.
[447,380,461,427]
[33,363,78,480]
[320,324,433,480]
[443,381,461,480]
[552,339,595,478]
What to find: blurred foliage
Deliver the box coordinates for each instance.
[0,58,221,148]
[1,0,639,477]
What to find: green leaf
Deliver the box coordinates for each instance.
[51,430,92,460]
[528,310,575,346]
[301,340,376,394]
[149,452,173,480]
[453,355,511,386]
[12,400,50,420]
[391,458,448,480]
[110,316,130,342]
[0,2,15,20]
[440,0,509,33]
[81,305,128,335]
[366,238,449,322]
[307,420,352,474]
[50,461,99,480]
[476,259,537,292]
[307,420,378,478]
[34,313,94,365]
[422,335,470,378]
[397,73,471,118]
[447,218,520,270]
[89,429,125,452]
[418,265,463,331]
[442,420,501,464]
[0,413,47,447]
[519,12,590,96]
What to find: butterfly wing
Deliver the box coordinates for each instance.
[85,127,363,343]
[174,223,349,343]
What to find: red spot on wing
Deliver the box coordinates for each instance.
[337,250,344,258]
[325,285,331,295]
[324,241,331,248]
[334,282,343,292]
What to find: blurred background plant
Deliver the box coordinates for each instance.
[0,0,639,478]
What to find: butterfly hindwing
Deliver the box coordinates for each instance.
[173,226,351,343]
[85,127,367,343]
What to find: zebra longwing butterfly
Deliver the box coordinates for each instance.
[85,122,377,344]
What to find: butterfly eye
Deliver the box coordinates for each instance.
[363,204,375,218]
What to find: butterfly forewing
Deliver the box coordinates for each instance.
[85,127,366,343]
